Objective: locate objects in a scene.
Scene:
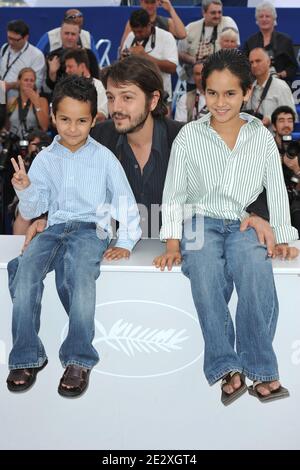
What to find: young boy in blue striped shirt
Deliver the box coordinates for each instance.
[155,49,299,405]
[6,75,141,398]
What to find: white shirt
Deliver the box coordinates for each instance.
[0,80,5,104]
[246,75,297,129]
[175,91,206,123]
[122,27,178,101]
[0,42,46,98]
[93,77,108,117]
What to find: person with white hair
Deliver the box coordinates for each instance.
[219,27,239,50]
[243,1,297,82]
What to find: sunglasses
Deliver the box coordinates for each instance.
[65,12,83,20]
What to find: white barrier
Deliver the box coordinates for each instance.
[0,235,300,450]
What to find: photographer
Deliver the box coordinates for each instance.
[121,9,178,107]
[271,106,300,237]
[8,129,52,234]
[246,48,296,130]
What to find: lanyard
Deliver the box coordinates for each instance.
[1,43,29,80]
[252,75,273,114]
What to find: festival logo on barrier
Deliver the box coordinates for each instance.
[61,300,204,378]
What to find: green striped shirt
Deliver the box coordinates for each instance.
[160,112,298,244]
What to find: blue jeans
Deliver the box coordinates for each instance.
[181,216,279,385]
[8,221,109,370]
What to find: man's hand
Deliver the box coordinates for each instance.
[240,215,275,257]
[274,244,299,260]
[11,155,30,191]
[103,247,130,261]
[129,45,145,56]
[22,218,47,253]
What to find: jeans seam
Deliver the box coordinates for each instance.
[32,239,63,343]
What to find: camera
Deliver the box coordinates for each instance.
[281,135,300,165]
[25,140,50,167]
[0,131,20,171]
[121,47,131,59]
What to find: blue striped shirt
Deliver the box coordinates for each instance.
[17,135,141,251]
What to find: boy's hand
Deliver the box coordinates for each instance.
[153,250,182,271]
[103,247,130,261]
[274,244,299,260]
[11,155,30,191]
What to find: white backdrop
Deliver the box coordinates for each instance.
[1,236,300,450]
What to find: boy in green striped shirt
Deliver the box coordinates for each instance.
[155,49,298,405]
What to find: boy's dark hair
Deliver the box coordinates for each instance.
[7,19,29,37]
[202,49,254,95]
[129,9,150,28]
[52,75,97,118]
[102,56,168,118]
[271,106,296,126]
[63,48,90,71]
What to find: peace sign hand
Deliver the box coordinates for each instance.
[11,155,31,191]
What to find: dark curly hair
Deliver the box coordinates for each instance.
[52,75,97,118]
[202,49,254,96]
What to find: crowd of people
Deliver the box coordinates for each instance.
[1,0,300,401]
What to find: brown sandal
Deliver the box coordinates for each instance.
[6,359,48,392]
[58,365,91,398]
[221,371,247,406]
[248,380,289,402]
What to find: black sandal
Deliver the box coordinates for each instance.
[248,380,290,402]
[58,365,91,398]
[6,359,48,392]
[221,371,247,406]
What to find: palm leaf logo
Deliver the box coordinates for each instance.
[94,319,189,357]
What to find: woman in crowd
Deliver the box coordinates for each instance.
[7,67,49,139]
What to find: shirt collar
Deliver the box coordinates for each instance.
[49,134,93,155]
[198,111,262,128]
[9,41,29,55]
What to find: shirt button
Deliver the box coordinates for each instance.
[134,164,139,169]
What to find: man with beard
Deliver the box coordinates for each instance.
[93,55,182,238]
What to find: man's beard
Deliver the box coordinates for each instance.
[112,104,151,134]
